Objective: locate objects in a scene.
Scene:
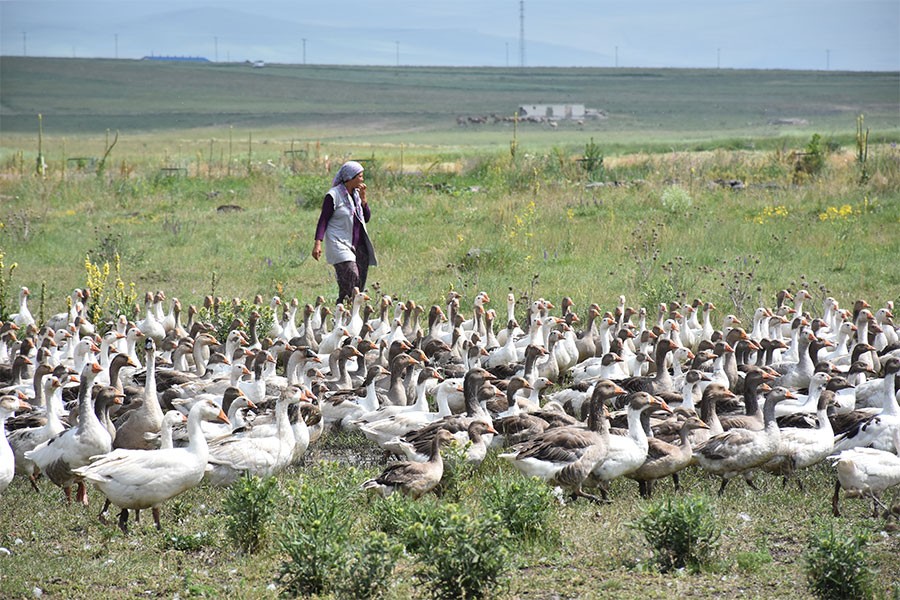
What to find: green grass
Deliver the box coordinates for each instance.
[0,58,899,599]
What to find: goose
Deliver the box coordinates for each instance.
[10,286,35,329]
[627,415,710,498]
[10,374,72,491]
[355,366,441,425]
[24,362,112,505]
[718,368,776,431]
[830,357,900,453]
[141,409,187,449]
[852,355,899,410]
[357,381,462,448]
[774,371,831,418]
[1,395,33,494]
[361,428,456,499]
[382,368,496,461]
[829,428,900,518]
[694,386,796,495]
[74,399,229,532]
[204,385,305,486]
[500,380,622,504]
[113,339,164,450]
[771,331,818,389]
[321,364,390,431]
[760,384,834,489]
[586,391,672,501]
[620,338,678,396]
[484,320,521,369]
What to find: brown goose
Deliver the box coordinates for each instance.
[695,386,796,496]
[499,380,621,504]
[718,367,777,431]
[361,428,456,499]
[627,415,710,498]
[619,338,678,396]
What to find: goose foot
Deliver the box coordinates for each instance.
[152,508,162,531]
[671,473,680,493]
[716,478,730,497]
[118,509,129,534]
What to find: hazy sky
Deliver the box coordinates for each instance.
[1,1,898,71]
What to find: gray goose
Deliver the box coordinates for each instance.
[361,428,456,499]
[695,386,796,496]
[619,338,678,397]
[499,380,622,504]
[627,415,710,498]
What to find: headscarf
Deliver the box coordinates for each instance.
[332,161,364,186]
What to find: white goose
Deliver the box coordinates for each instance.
[829,427,900,518]
[10,374,72,491]
[74,399,228,532]
[10,286,35,329]
[204,385,304,486]
[2,394,33,494]
[25,362,112,505]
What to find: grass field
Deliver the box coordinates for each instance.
[0,58,899,599]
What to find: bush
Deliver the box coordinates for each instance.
[480,475,559,547]
[805,524,874,600]
[336,531,404,600]
[276,476,355,597]
[659,185,693,213]
[409,502,512,600]
[630,495,720,573]
[222,474,279,554]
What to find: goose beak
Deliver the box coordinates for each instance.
[217,410,230,425]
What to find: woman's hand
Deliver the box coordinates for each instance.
[358,183,367,204]
[312,240,322,261]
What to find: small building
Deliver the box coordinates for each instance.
[517,104,586,120]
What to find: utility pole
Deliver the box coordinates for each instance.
[826,49,830,70]
[395,41,400,66]
[214,36,219,62]
[717,47,720,69]
[115,34,118,59]
[302,38,306,64]
[22,31,26,57]
[519,0,525,67]
[615,45,618,68]
[505,42,509,67]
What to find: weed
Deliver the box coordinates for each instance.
[163,530,214,552]
[630,495,721,574]
[659,185,693,213]
[275,468,357,597]
[336,531,404,600]
[406,502,513,600]
[480,474,560,547]
[222,474,279,555]
[0,250,17,320]
[805,523,874,600]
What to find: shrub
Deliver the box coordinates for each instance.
[162,530,214,552]
[659,185,693,213]
[276,477,355,597]
[222,474,279,554]
[336,531,404,600]
[408,502,512,600]
[805,524,874,600]
[480,475,559,547]
[630,494,720,573]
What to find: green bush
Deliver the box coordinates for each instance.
[630,495,720,573]
[222,474,279,555]
[336,531,404,600]
[409,502,512,600]
[805,524,874,600]
[276,477,355,597]
[480,475,559,547]
[659,185,693,213]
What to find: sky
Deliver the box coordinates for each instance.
[1,0,898,71]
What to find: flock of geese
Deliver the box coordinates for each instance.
[1,284,900,533]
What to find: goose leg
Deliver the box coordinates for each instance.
[152,508,162,531]
[671,472,680,493]
[28,474,40,493]
[717,477,729,496]
[831,480,843,517]
[64,485,73,504]
[743,473,759,492]
[75,481,89,506]
[638,480,649,499]
[117,509,129,534]
[98,498,112,525]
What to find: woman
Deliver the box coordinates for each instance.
[312,160,378,304]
